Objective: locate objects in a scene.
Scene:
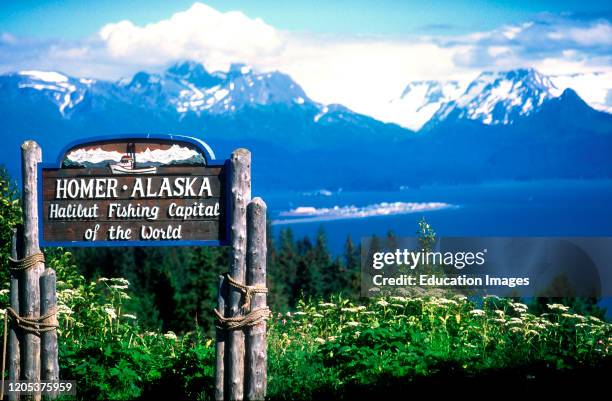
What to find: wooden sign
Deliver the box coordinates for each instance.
[39,135,230,246]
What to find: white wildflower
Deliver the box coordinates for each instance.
[376,299,389,307]
[470,309,485,317]
[312,313,324,318]
[121,314,137,320]
[164,331,178,341]
[57,304,74,315]
[315,338,326,344]
[103,307,117,319]
[547,304,569,312]
[109,285,128,290]
[507,317,523,325]
[110,278,130,286]
[318,302,335,308]
[510,303,528,313]
[346,321,360,327]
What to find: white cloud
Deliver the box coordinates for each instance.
[565,22,612,46]
[91,3,477,120]
[98,3,285,71]
[276,37,469,116]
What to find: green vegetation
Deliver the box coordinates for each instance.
[0,168,610,399]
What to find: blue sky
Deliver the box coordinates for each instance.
[2,0,610,38]
[1,1,610,121]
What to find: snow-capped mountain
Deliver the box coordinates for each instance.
[116,61,314,115]
[378,80,464,130]
[1,62,611,190]
[0,61,410,189]
[8,70,94,116]
[549,71,612,114]
[429,68,562,126]
[2,60,351,131]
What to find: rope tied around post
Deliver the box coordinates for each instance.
[4,307,58,335]
[214,307,270,331]
[8,252,44,271]
[224,272,267,312]
[1,306,58,400]
[215,273,270,331]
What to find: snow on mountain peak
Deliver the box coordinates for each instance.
[163,61,311,115]
[434,68,562,125]
[228,63,252,76]
[6,64,587,130]
[15,70,91,116]
[371,80,465,131]
[125,71,162,90]
[165,61,223,88]
[10,61,313,117]
[19,70,69,83]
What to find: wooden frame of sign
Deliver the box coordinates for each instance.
[40,134,230,246]
[7,135,267,401]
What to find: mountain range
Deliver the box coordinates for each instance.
[0,61,611,190]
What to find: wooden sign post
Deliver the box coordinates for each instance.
[5,135,268,401]
[246,198,268,400]
[215,149,269,401]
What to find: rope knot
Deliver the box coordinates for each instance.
[214,307,270,330]
[5,307,58,334]
[2,305,59,399]
[224,273,267,312]
[8,252,45,271]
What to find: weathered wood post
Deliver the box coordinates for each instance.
[39,268,58,387]
[245,198,267,401]
[20,141,44,401]
[215,274,227,401]
[227,149,251,400]
[9,227,22,401]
